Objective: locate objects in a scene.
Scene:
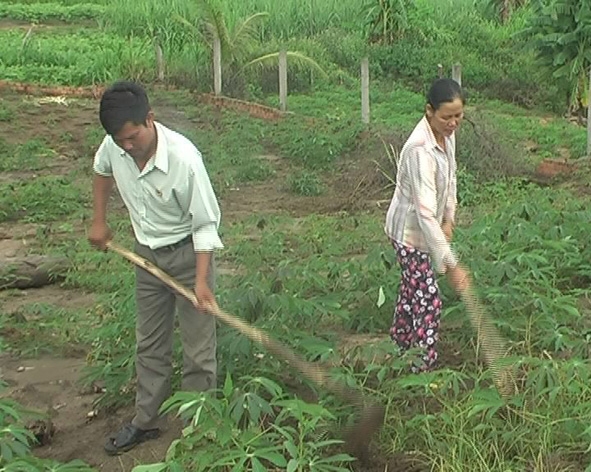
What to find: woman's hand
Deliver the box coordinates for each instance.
[442,221,454,242]
[446,264,470,294]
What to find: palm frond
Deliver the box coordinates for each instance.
[232,12,269,44]
[228,12,269,64]
[172,13,208,44]
[194,0,232,56]
[242,51,328,78]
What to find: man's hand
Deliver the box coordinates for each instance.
[446,264,471,294]
[442,221,454,242]
[194,280,216,312]
[88,221,113,250]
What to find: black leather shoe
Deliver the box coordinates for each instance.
[104,423,161,456]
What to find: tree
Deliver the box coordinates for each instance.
[175,0,326,96]
[521,0,591,117]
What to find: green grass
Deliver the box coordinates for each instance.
[0,174,88,223]
[0,28,157,85]
[262,82,587,166]
[0,3,105,22]
[495,113,587,159]
[0,137,57,172]
[287,170,323,196]
[0,100,15,122]
[0,0,566,115]
[1,0,108,4]
[0,302,93,357]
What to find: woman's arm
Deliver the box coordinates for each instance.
[408,146,457,274]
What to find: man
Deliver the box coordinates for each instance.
[88,81,223,455]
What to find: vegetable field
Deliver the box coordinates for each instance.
[0,0,590,471]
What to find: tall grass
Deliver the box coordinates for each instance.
[103,0,361,40]
[0,0,565,110]
[228,0,362,39]
[1,0,108,4]
[0,29,156,85]
[96,0,563,109]
[102,0,201,55]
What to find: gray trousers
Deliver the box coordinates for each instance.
[131,239,217,430]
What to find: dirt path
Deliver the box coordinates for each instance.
[0,355,183,471]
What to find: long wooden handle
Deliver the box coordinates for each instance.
[461,285,516,398]
[105,241,365,405]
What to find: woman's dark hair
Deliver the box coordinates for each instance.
[99,81,151,136]
[427,78,465,110]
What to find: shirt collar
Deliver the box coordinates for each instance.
[420,115,449,153]
[118,121,169,174]
[152,122,169,174]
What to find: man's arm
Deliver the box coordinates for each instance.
[194,251,213,306]
[187,152,224,309]
[88,175,114,250]
[92,175,113,224]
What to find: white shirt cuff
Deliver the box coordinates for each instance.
[192,224,224,251]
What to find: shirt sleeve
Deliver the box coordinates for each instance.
[93,135,114,177]
[444,136,457,224]
[408,146,457,274]
[187,151,224,252]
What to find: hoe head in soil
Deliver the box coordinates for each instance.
[343,402,386,464]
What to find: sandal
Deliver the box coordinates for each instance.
[104,423,161,456]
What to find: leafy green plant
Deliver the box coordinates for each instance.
[520,0,591,114]
[0,3,105,22]
[79,291,138,412]
[362,0,413,44]
[2,458,96,472]
[287,170,323,196]
[0,396,36,464]
[133,373,353,472]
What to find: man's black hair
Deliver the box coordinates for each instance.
[99,81,151,136]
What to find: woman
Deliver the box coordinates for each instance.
[384,78,470,373]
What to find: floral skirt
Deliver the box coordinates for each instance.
[389,240,442,373]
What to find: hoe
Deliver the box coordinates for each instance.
[106,241,386,464]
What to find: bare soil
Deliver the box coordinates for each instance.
[0,19,98,30]
[0,285,95,315]
[0,355,183,471]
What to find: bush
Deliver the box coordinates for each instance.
[456,111,533,181]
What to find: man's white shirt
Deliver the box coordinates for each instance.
[93,122,223,252]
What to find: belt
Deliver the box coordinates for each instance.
[153,235,192,252]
